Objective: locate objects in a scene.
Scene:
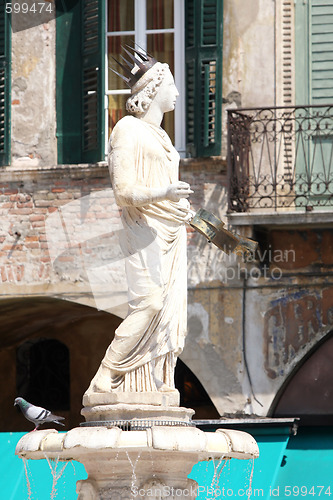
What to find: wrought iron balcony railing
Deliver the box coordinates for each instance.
[227,105,333,212]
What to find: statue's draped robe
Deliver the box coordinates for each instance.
[103,115,189,391]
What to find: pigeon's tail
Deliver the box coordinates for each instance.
[48,413,65,425]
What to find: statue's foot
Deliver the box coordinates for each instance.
[84,364,111,395]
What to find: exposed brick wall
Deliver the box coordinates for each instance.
[0,160,228,288]
[0,166,111,286]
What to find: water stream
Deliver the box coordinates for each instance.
[126,450,141,495]
[246,458,255,500]
[211,457,228,492]
[22,458,33,500]
[205,455,255,500]
[45,455,70,499]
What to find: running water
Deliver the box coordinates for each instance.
[45,455,69,499]
[23,458,33,500]
[246,458,255,500]
[126,450,141,496]
[209,457,228,497]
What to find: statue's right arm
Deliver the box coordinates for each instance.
[110,149,169,207]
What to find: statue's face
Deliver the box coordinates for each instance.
[153,69,179,114]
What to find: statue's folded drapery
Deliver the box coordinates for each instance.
[102,115,189,391]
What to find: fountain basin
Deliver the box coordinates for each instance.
[16,426,259,499]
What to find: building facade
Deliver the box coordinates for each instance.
[0,0,333,434]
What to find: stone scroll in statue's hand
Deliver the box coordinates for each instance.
[189,208,258,256]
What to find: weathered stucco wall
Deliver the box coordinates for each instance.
[221,0,276,158]
[11,6,57,166]
[223,0,275,108]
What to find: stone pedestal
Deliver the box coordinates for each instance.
[82,390,180,408]
[16,426,259,500]
[81,403,194,428]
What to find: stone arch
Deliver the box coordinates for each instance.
[2,296,122,431]
[269,330,333,422]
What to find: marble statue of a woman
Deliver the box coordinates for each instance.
[85,52,192,400]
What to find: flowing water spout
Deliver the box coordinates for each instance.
[22,458,32,500]
[45,455,69,499]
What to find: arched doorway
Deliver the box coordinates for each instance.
[175,359,219,419]
[271,332,333,424]
[1,296,122,431]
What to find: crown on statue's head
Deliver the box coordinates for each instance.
[110,45,158,89]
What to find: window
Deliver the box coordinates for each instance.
[106,0,186,156]
[56,0,105,164]
[0,0,11,166]
[55,0,223,163]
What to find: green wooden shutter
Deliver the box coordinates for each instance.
[296,0,333,105]
[56,0,105,164]
[185,0,223,157]
[56,0,82,164]
[82,0,105,163]
[295,0,333,207]
[311,0,333,104]
[0,0,10,166]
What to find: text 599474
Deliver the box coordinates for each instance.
[5,2,53,14]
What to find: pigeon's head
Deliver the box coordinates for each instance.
[14,397,27,408]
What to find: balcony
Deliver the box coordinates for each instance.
[227,105,333,213]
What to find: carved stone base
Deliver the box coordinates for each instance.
[82,390,180,408]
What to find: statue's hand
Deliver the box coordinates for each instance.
[166,182,193,202]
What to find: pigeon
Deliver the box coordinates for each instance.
[14,397,65,431]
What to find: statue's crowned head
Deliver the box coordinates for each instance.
[111,45,170,116]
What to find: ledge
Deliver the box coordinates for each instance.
[1,158,226,180]
[228,211,333,228]
[2,161,108,172]
[0,162,109,182]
